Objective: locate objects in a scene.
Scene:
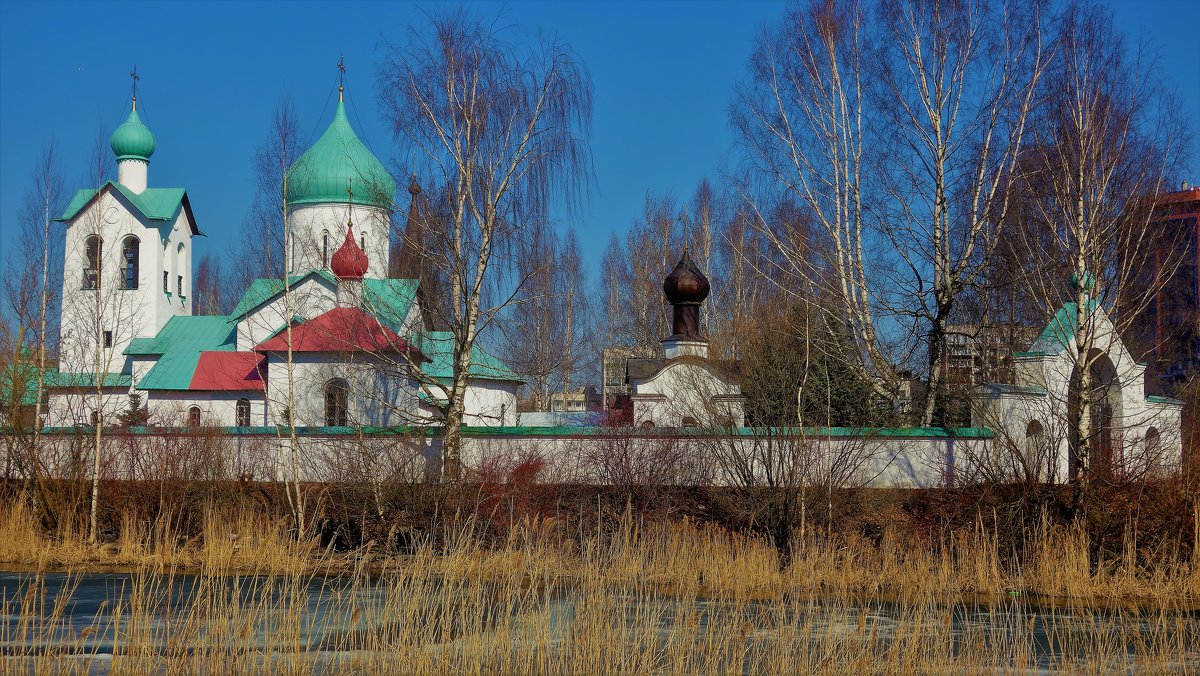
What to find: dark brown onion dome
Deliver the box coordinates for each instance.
[663,248,710,306]
[331,223,369,280]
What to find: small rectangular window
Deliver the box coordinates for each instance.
[163,271,169,293]
[177,275,183,296]
[103,330,113,348]
[236,399,251,427]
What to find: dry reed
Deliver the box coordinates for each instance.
[0,501,1197,672]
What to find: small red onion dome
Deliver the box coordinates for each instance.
[663,248,710,306]
[331,224,369,280]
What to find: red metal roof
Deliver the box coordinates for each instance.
[188,351,266,391]
[254,306,410,353]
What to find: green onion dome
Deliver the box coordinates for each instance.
[110,108,156,162]
[285,100,396,209]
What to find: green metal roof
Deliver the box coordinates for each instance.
[416,331,523,383]
[110,108,156,161]
[125,337,161,355]
[42,370,132,389]
[1070,270,1096,294]
[227,271,336,321]
[1146,395,1184,406]
[137,316,236,390]
[57,182,201,236]
[361,278,419,333]
[227,274,417,332]
[417,390,448,406]
[1029,299,1102,354]
[0,362,42,407]
[284,100,396,208]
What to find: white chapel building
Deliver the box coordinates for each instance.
[971,273,1184,480]
[46,86,520,430]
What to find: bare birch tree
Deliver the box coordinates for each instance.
[602,194,681,354]
[734,0,1048,423]
[1,142,64,526]
[875,0,1049,425]
[733,0,896,403]
[1007,3,1187,511]
[379,10,592,477]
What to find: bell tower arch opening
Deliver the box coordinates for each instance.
[1068,348,1123,479]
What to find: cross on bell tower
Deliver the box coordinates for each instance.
[129,65,140,111]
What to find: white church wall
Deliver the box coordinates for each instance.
[129,355,157,386]
[236,277,336,351]
[977,305,1185,481]
[60,192,149,376]
[45,390,132,427]
[146,391,268,427]
[462,381,519,426]
[287,203,391,279]
[971,392,1070,482]
[164,208,194,317]
[263,353,422,427]
[631,360,744,427]
[59,189,193,379]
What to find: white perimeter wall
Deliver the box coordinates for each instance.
[33,429,1000,489]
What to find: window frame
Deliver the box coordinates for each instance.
[236,398,251,427]
[120,235,140,289]
[324,378,350,427]
[83,235,102,290]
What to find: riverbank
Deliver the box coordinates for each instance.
[2,499,1198,605]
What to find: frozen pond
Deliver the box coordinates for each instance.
[2,570,1198,672]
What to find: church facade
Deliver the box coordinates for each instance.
[46,87,520,430]
[15,83,1184,488]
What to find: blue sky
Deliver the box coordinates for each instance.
[1,0,1196,283]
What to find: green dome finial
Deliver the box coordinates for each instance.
[110,107,156,162]
[1070,269,1096,294]
[285,96,396,209]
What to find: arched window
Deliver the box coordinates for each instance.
[90,410,100,427]
[1145,427,1162,473]
[640,420,654,429]
[176,243,186,297]
[1026,420,1046,479]
[236,398,251,427]
[188,406,201,429]
[120,236,139,289]
[360,231,367,252]
[325,379,349,427]
[83,235,102,289]
[500,404,507,425]
[681,416,699,427]
[322,230,331,267]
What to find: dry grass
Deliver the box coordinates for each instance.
[0,501,319,575]
[1,501,1198,603]
[0,501,1198,671]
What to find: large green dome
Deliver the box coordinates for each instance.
[285,100,396,209]
[110,108,156,162]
